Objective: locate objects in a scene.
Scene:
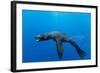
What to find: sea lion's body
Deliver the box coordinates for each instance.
[35,31,85,59]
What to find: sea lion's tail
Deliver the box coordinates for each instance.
[56,40,63,59]
[68,39,85,59]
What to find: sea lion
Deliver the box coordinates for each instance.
[35,31,85,59]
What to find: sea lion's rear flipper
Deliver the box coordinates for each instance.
[68,39,85,59]
[56,40,63,59]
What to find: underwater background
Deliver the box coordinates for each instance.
[22,10,91,63]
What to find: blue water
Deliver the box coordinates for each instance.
[22,10,91,63]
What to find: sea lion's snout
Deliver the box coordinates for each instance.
[35,35,41,42]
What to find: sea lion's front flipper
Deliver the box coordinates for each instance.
[68,39,85,59]
[56,40,63,59]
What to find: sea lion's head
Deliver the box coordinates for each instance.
[35,34,47,42]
